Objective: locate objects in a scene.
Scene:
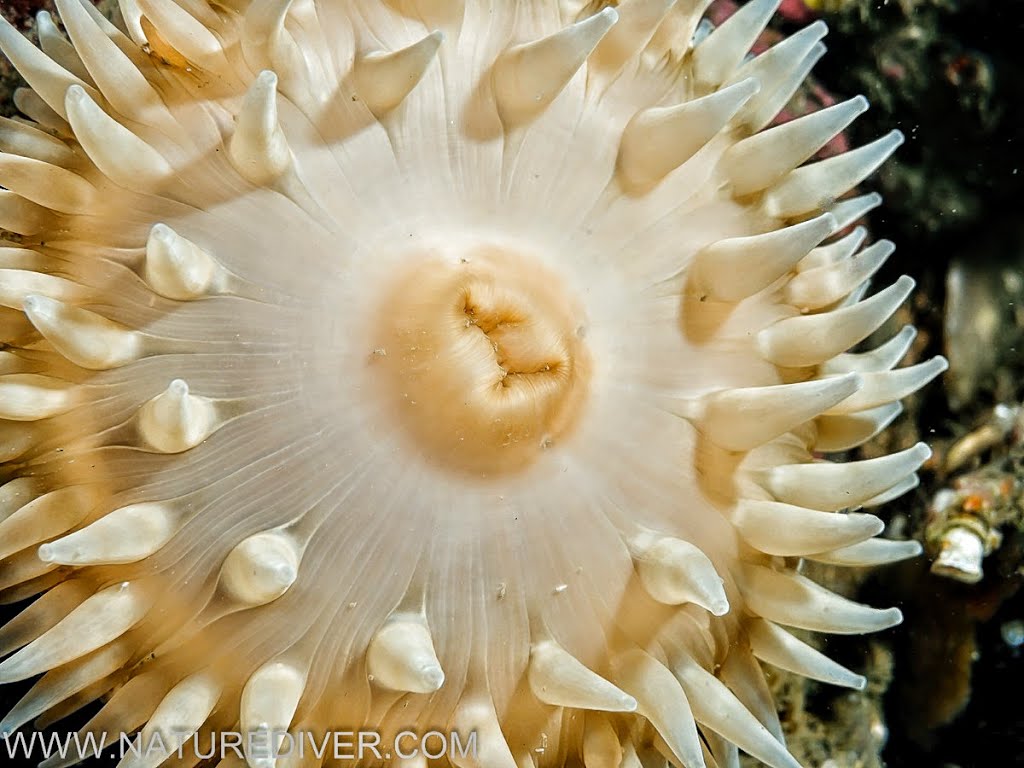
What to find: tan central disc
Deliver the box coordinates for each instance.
[371,243,591,477]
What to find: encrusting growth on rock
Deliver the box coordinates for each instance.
[0,0,944,766]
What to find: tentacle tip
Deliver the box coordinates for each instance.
[619,694,639,713]
[151,222,172,240]
[895,274,917,293]
[65,84,87,104]
[709,599,730,617]
[256,69,278,87]
[904,540,925,558]
[21,293,43,313]
[418,664,445,691]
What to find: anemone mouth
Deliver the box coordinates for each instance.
[0,0,946,766]
[369,240,591,477]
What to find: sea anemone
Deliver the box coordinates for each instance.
[0,0,945,766]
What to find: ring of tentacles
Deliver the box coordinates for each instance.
[0,1,944,767]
